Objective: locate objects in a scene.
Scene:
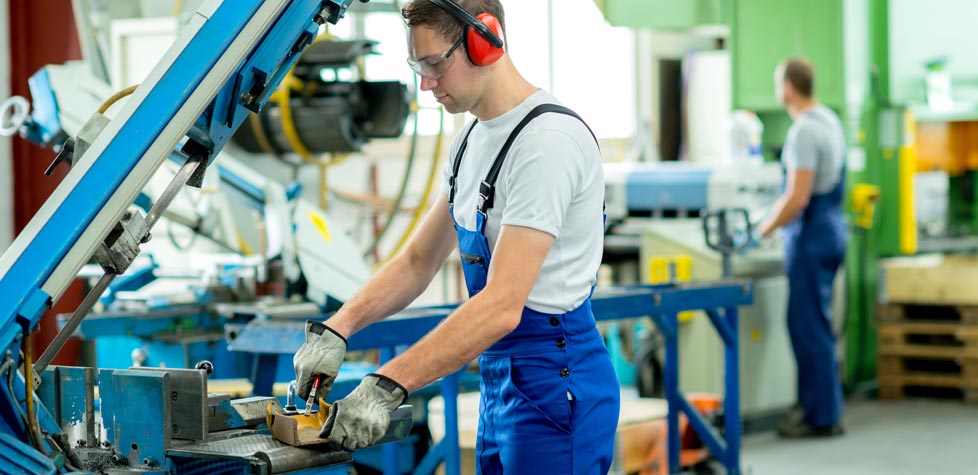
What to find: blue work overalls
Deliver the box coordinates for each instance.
[448,104,620,474]
[782,151,847,428]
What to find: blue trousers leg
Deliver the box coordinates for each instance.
[786,249,845,427]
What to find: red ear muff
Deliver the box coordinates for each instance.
[466,13,504,66]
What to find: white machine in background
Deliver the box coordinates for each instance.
[640,219,793,422]
[604,161,782,223]
[33,59,372,309]
[604,161,799,426]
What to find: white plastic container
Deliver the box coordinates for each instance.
[728,110,764,167]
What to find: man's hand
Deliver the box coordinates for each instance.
[293,320,347,400]
[319,373,407,451]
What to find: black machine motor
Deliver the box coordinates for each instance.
[233,39,411,155]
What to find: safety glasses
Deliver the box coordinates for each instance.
[407,35,465,79]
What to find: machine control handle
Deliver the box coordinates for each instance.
[701,208,752,279]
[702,208,752,254]
[195,360,214,376]
[45,138,75,176]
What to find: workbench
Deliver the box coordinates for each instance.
[229,281,753,475]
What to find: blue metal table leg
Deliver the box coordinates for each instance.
[723,306,741,474]
[664,311,681,474]
[380,347,401,475]
[441,371,461,475]
[251,354,278,396]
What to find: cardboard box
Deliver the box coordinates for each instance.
[881,254,978,305]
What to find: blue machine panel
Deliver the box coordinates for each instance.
[112,370,170,466]
[0,432,55,475]
[625,165,711,211]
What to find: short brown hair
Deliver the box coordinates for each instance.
[402,0,506,45]
[781,57,815,97]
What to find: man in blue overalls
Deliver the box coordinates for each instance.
[757,57,847,438]
[292,0,620,471]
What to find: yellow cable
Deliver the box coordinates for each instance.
[319,161,329,210]
[171,0,184,17]
[384,108,445,263]
[273,81,317,164]
[97,84,139,115]
[247,112,280,157]
[24,334,39,450]
[272,29,338,165]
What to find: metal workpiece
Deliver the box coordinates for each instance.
[375,406,414,446]
[208,396,282,432]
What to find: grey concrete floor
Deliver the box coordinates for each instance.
[741,398,978,474]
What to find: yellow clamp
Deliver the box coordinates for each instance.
[851,184,881,230]
[648,255,693,285]
[648,256,695,322]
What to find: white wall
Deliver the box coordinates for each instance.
[0,0,12,251]
[890,0,978,104]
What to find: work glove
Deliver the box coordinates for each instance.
[293,320,347,400]
[319,373,407,451]
[731,228,759,253]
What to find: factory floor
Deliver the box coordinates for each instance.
[741,396,978,474]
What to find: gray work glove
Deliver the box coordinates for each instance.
[293,320,347,400]
[319,373,407,451]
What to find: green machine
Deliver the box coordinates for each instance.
[597,0,978,386]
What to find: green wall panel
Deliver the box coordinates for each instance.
[731,0,845,111]
[596,0,726,30]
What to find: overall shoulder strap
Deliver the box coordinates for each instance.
[449,119,480,205]
[478,104,598,214]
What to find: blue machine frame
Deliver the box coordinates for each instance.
[0,1,362,473]
[230,282,754,475]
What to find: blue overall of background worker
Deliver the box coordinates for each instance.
[293,0,621,472]
[757,57,847,438]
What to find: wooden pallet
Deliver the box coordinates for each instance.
[877,303,978,324]
[877,321,978,404]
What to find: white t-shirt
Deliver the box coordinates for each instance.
[439,90,604,314]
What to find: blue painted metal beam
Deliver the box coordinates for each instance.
[0,1,264,329]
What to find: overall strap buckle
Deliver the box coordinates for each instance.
[477,180,494,214]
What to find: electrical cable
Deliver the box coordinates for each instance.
[96,84,139,115]
[6,355,27,424]
[23,333,48,455]
[362,2,422,259]
[363,99,421,259]
[166,216,199,251]
[384,107,445,263]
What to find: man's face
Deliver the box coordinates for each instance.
[408,26,477,114]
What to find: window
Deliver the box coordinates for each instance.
[550,0,635,138]
[355,1,635,138]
